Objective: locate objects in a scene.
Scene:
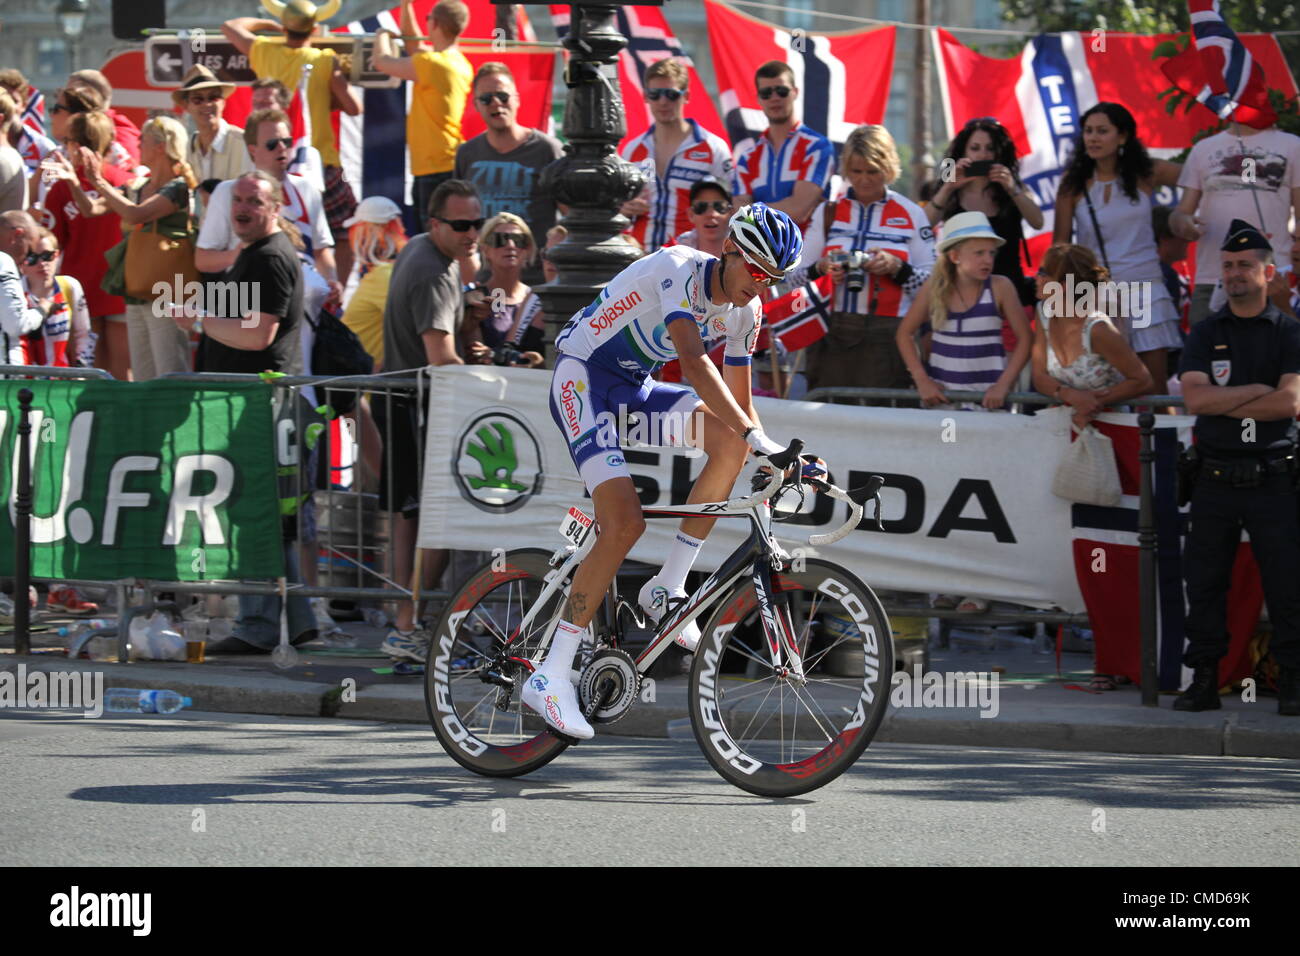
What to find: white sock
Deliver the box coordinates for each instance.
[658,531,704,591]
[540,619,584,676]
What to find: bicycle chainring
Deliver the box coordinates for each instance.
[577,649,640,724]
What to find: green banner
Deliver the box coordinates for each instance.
[0,380,284,581]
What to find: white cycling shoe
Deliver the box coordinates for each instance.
[638,576,701,652]
[521,670,594,740]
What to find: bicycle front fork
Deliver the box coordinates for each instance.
[751,559,807,683]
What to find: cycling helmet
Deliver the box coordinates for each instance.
[728,202,803,277]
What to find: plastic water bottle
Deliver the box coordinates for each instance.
[104,688,192,715]
[55,619,111,637]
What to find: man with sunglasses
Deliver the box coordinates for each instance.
[454,63,563,286]
[196,109,341,313]
[374,0,474,224]
[377,179,481,663]
[174,66,250,224]
[732,61,834,230]
[618,58,733,252]
[522,203,809,740]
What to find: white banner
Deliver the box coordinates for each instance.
[419,367,1087,613]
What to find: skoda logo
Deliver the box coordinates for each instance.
[453,407,544,513]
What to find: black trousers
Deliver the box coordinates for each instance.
[1182,472,1300,669]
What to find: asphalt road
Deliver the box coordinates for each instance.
[2,710,1297,866]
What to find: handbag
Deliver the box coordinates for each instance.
[1052,423,1122,506]
[125,224,198,300]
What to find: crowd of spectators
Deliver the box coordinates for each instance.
[0,0,1297,647]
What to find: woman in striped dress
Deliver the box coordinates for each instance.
[896,211,1031,409]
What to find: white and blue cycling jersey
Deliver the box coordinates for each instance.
[553,245,761,382]
[549,246,762,491]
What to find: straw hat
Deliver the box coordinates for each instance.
[172,65,235,107]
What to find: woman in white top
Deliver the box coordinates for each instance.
[1031,243,1153,429]
[1054,103,1182,391]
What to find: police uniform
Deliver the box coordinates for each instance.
[1177,220,1300,715]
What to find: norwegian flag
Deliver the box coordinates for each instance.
[22,88,46,139]
[550,4,724,146]
[1160,0,1278,130]
[704,0,894,157]
[1070,415,1264,691]
[761,275,833,352]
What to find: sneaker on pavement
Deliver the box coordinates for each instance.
[47,586,99,616]
[520,670,594,740]
[380,629,429,663]
[638,576,701,652]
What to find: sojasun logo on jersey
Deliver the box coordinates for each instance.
[587,289,643,335]
[559,379,585,439]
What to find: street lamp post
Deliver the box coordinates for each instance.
[492,1,652,356]
[57,0,89,73]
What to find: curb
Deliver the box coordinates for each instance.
[4,656,1297,759]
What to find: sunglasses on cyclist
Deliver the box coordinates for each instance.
[646,88,685,102]
[757,85,792,100]
[489,232,531,248]
[24,250,57,265]
[436,216,485,232]
[734,251,782,286]
[264,137,294,150]
[691,200,732,215]
[477,91,512,106]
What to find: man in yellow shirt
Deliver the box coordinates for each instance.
[373,0,474,223]
[223,0,364,284]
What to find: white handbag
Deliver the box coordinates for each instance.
[1052,424,1122,506]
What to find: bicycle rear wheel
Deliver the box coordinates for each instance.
[689,558,892,798]
[425,548,570,777]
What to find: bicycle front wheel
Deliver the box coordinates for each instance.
[425,548,570,777]
[688,558,893,798]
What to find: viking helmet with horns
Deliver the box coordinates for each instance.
[261,0,342,34]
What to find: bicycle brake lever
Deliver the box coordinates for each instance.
[871,491,885,532]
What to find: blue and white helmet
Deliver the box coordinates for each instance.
[728,202,803,277]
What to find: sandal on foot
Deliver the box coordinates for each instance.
[1089,674,1117,691]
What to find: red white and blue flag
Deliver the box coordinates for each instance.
[1070,415,1263,691]
[933,27,1297,273]
[761,275,833,352]
[549,4,725,147]
[704,0,894,158]
[1160,0,1278,129]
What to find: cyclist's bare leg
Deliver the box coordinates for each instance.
[562,476,646,628]
[676,403,750,541]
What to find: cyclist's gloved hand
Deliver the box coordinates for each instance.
[744,426,785,458]
[800,455,828,482]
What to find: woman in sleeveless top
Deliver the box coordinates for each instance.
[461,212,544,368]
[1030,244,1153,430]
[1054,103,1182,392]
[897,211,1031,410]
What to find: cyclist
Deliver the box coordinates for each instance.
[522,202,806,740]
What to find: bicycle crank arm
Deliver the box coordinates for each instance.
[583,674,616,720]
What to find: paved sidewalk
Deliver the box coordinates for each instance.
[3,616,1297,759]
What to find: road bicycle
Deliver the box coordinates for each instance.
[424,441,893,798]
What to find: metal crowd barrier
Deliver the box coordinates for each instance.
[5,368,1186,706]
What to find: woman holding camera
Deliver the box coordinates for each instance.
[788,124,936,399]
[460,212,544,368]
[926,117,1043,306]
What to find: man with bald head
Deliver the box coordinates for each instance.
[0,210,43,364]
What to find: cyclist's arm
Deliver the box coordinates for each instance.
[669,317,755,438]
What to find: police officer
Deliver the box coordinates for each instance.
[1177,219,1300,715]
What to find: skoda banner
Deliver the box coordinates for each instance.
[0,380,285,581]
[419,367,1088,612]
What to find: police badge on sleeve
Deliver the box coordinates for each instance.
[1211,360,1231,385]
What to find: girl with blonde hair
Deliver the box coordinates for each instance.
[340,195,409,369]
[54,113,199,379]
[461,211,545,367]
